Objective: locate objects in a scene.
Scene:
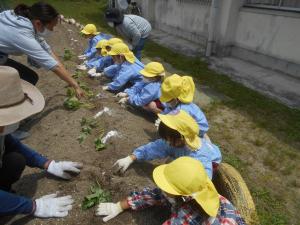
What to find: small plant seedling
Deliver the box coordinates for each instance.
[66,87,76,98]
[95,137,106,151]
[63,97,95,111]
[63,48,73,61]
[72,71,84,79]
[82,182,111,210]
[77,117,100,144]
[63,96,82,110]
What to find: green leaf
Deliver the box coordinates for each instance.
[95,138,106,151]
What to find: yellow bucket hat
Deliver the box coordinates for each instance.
[140,62,165,78]
[80,24,100,35]
[153,157,220,217]
[96,40,109,56]
[158,110,201,150]
[107,38,123,47]
[160,74,195,103]
[108,43,135,64]
[96,40,108,49]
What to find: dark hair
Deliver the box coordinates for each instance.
[174,197,209,222]
[158,121,183,147]
[14,2,59,25]
[105,8,124,24]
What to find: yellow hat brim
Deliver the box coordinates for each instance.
[154,164,219,217]
[158,113,201,150]
[81,30,100,35]
[108,51,135,64]
[153,165,182,196]
[140,69,163,78]
[159,92,173,103]
[194,178,220,217]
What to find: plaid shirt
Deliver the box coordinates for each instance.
[127,188,247,225]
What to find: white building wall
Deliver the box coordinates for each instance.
[234,8,300,65]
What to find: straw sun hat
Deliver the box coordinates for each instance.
[0,66,45,126]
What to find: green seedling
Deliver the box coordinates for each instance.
[77,117,100,144]
[82,183,111,210]
[94,137,106,151]
[66,87,76,98]
[72,71,84,79]
[63,48,73,61]
[63,97,95,111]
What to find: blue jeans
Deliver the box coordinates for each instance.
[133,37,147,61]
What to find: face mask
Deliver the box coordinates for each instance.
[0,123,20,136]
[38,27,53,38]
[107,22,114,28]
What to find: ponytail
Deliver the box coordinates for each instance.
[14,1,59,25]
[14,4,31,18]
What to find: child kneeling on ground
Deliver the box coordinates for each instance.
[113,110,221,179]
[115,62,165,114]
[87,38,123,77]
[159,74,209,138]
[77,24,111,70]
[97,157,246,224]
[102,43,144,92]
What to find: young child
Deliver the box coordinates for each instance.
[159,74,209,138]
[116,62,165,114]
[97,157,246,224]
[102,43,144,92]
[113,110,221,179]
[77,24,111,70]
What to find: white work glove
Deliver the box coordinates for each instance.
[96,202,123,222]
[115,92,128,98]
[118,97,128,105]
[47,161,83,180]
[76,64,87,71]
[78,55,87,60]
[113,156,134,173]
[93,72,103,78]
[102,86,109,91]
[154,118,161,130]
[88,67,97,76]
[34,193,74,218]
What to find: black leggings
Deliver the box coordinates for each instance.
[4,58,39,85]
[0,152,26,192]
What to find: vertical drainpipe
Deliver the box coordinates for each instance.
[206,0,219,57]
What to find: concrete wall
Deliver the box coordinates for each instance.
[136,0,300,77]
[233,7,300,76]
[136,0,211,45]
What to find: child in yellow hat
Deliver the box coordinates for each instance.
[115,62,165,113]
[87,38,125,77]
[96,157,246,224]
[113,110,221,179]
[159,74,209,138]
[77,24,112,70]
[102,43,144,92]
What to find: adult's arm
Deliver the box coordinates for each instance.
[5,135,49,169]
[14,35,84,97]
[0,190,34,215]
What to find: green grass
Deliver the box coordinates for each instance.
[8,1,300,224]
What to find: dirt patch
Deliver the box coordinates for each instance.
[1,22,166,225]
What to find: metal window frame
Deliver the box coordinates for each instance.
[244,0,300,12]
